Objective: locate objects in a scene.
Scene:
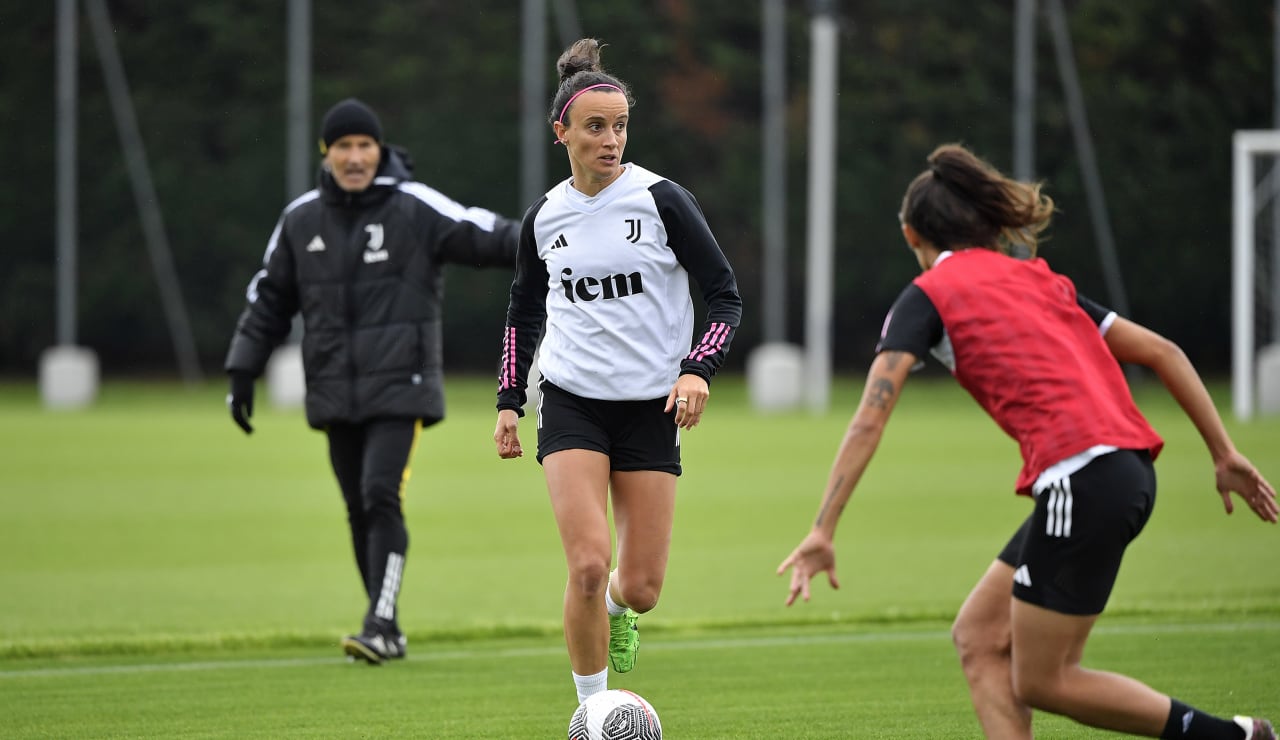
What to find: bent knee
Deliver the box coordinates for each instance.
[617,577,663,614]
[566,560,611,599]
[951,614,1011,664]
[621,587,659,614]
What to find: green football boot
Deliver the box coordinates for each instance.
[608,608,639,673]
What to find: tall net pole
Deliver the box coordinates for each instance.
[762,0,787,344]
[1044,0,1129,319]
[1272,0,1280,339]
[803,0,838,413]
[286,0,311,201]
[1012,0,1035,183]
[85,0,202,383]
[520,0,547,210]
[55,0,77,348]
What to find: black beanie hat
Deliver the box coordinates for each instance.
[319,98,382,152]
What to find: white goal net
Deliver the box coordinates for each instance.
[1231,130,1280,420]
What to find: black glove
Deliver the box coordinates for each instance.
[227,372,255,435]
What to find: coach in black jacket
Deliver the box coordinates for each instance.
[224,98,518,664]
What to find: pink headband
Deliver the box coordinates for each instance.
[557,83,625,125]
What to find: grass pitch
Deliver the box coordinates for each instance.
[0,375,1276,737]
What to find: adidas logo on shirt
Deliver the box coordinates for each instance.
[1013,565,1032,587]
[306,235,326,252]
[549,234,568,250]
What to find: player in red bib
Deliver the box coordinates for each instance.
[778,143,1277,739]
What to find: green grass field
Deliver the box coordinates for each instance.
[0,375,1276,737]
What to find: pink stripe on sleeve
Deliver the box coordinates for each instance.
[688,322,730,362]
[499,327,517,389]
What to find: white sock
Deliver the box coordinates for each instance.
[573,667,608,703]
[604,570,627,616]
[1234,716,1261,740]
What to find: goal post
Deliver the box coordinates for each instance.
[1232,130,1280,421]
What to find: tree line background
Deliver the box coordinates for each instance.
[0,1,1272,379]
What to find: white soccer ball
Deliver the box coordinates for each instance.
[567,689,662,740]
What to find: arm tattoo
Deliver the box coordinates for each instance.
[815,474,845,526]
[866,377,896,410]
[865,352,907,411]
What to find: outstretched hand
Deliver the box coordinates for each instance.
[776,530,840,607]
[1215,451,1278,523]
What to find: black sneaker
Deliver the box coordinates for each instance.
[385,632,407,660]
[341,630,393,665]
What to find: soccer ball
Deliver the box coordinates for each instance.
[568,689,662,740]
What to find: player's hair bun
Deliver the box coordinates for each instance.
[557,38,605,82]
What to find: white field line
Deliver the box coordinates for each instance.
[1,620,1277,680]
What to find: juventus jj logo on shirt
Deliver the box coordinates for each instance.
[625,219,642,243]
[363,223,388,263]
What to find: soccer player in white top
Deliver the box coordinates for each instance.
[493,38,741,706]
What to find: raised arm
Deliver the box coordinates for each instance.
[776,349,918,605]
[399,181,520,269]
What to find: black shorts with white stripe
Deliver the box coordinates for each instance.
[534,379,681,475]
[997,449,1156,616]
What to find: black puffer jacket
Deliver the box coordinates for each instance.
[225,146,519,428]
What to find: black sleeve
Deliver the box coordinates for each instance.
[1076,293,1113,327]
[435,208,520,270]
[650,180,742,383]
[224,212,301,377]
[875,283,943,361]
[496,198,550,415]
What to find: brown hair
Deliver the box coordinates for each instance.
[899,143,1054,256]
[548,38,635,127]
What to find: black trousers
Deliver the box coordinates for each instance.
[326,417,419,632]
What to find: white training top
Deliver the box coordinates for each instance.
[499,163,741,404]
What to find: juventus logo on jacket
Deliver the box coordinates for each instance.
[363,223,388,263]
[625,219,642,243]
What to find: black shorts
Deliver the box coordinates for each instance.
[997,449,1156,616]
[534,379,682,475]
